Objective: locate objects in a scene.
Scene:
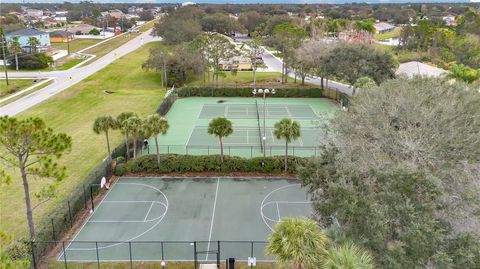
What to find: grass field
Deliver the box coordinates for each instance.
[51,39,101,54]
[0,79,40,99]
[0,41,165,241]
[0,79,54,107]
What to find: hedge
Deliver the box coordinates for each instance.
[119,154,309,175]
[176,87,325,98]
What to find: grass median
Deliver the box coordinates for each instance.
[0,41,165,241]
[0,79,41,99]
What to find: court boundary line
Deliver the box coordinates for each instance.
[260,184,312,232]
[205,178,220,261]
[60,181,169,254]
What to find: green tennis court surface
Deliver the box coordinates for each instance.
[60,177,312,262]
[199,103,318,119]
[142,97,336,158]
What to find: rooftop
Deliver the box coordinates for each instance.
[396,61,447,78]
[6,28,48,37]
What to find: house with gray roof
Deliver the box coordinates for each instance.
[374,22,396,34]
[5,28,50,48]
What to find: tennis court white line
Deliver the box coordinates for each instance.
[144,202,155,222]
[276,202,281,221]
[206,178,220,261]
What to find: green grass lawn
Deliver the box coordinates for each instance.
[0,79,40,99]
[0,41,165,241]
[1,79,54,107]
[51,39,101,54]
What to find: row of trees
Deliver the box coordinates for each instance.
[93,113,169,168]
[299,76,480,268]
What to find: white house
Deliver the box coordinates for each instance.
[374,22,396,34]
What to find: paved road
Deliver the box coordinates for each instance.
[261,49,356,95]
[0,30,161,116]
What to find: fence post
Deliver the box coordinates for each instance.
[83,185,87,209]
[207,146,210,156]
[129,241,133,269]
[161,241,164,260]
[167,145,170,154]
[293,147,295,156]
[51,218,56,241]
[30,241,37,269]
[90,185,95,211]
[217,241,221,268]
[250,146,252,158]
[62,241,68,269]
[251,242,254,269]
[193,241,198,269]
[67,200,73,228]
[95,242,100,269]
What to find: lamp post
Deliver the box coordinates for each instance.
[252,88,276,157]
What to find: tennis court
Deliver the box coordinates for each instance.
[142,97,336,158]
[59,177,312,262]
[199,103,318,120]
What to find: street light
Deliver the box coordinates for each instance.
[252,88,275,157]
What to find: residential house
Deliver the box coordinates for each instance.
[25,9,43,18]
[374,22,396,34]
[339,30,373,44]
[442,14,457,26]
[128,6,144,14]
[54,11,68,22]
[68,24,97,35]
[5,28,50,49]
[219,56,252,71]
[49,30,74,43]
[101,9,126,19]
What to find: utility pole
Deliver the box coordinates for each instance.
[1,33,9,85]
[65,21,70,55]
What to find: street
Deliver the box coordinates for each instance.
[0,30,161,116]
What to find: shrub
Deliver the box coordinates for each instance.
[176,87,324,98]
[115,156,126,164]
[89,28,100,35]
[126,154,309,174]
[12,53,53,70]
[114,163,127,176]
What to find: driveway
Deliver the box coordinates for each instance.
[0,30,161,116]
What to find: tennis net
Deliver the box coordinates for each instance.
[255,99,264,153]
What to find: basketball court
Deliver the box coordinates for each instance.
[59,177,313,262]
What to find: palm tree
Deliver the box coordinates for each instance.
[207,117,233,162]
[92,116,118,160]
[266,217,329,269]
[9,37,21,70]
[145,114,169,167]
[324,243,375,269]
[27,37,40,53]
[117,112,137,160]
[125,116,147,158]
[273,118,301,172]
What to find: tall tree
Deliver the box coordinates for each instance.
[27,37,40,53]
[238,11,265,34]
[266,217,328,269]
[299,77,480,268]
[242,32,264,89]
[92,116,118,161]
[322,42,397,85]
[8,36,21,71]
[142,47,170,89]
[271,23,308,83]
[273,118,301,172]
[117,112,137,160]
[195,32,237,88]
[125,116,146,159]
[207,117,233,162]
[0,116,72,240]
[145,114,169,168]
